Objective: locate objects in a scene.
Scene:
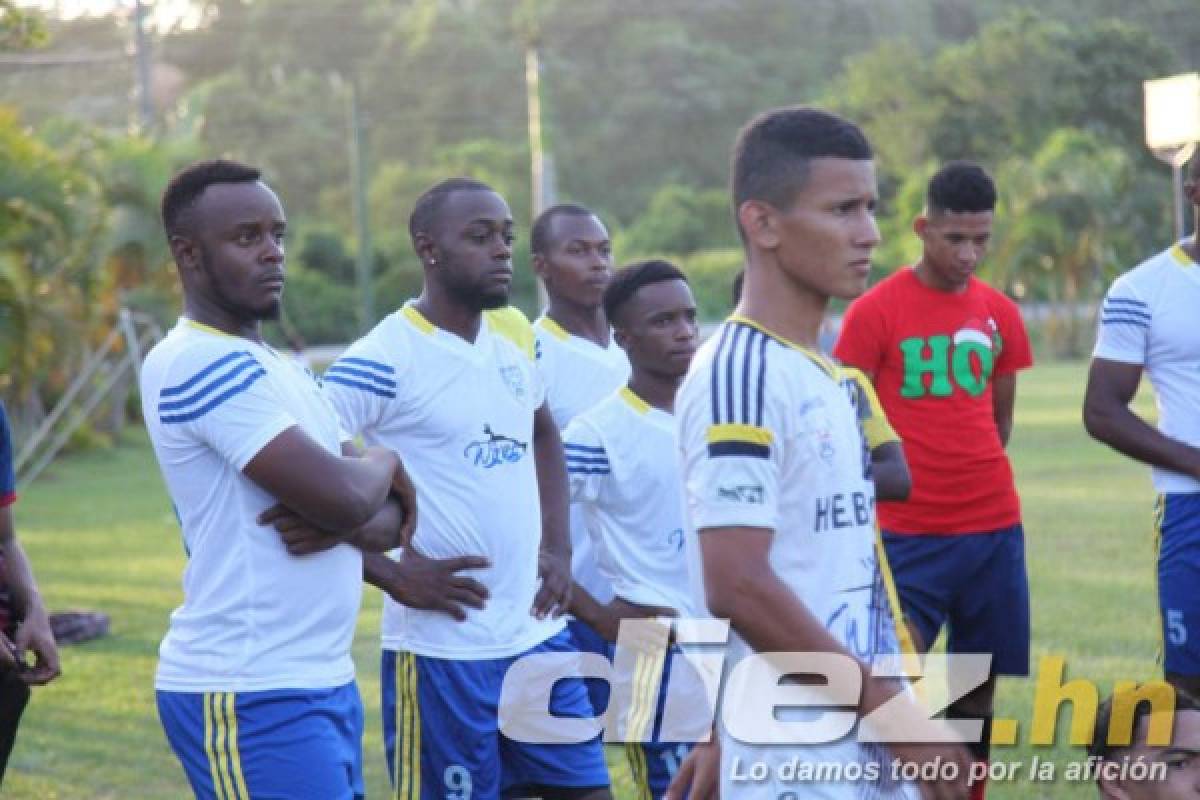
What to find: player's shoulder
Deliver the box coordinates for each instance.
[1107,245,1183,302]
[143,324,262,394]
[142,325,270,428]
[486,305,536,361]
[568,389,626,438]
[323,313,404,398]
[682,318,825,429]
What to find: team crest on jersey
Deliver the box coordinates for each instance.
[498,365,527,401]
[816,425,836,465]
[464,424,528,468]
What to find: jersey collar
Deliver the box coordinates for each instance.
[726,314,836,378]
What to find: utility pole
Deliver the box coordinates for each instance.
[348,79,374,332]
[525,42,556,307]
[133,0,154,132]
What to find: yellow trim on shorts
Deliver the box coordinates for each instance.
[875,528,924,701]
[624,740,654,800]
[1154,494,1166,665]
[395,652,421,800]
[203,692,247,800]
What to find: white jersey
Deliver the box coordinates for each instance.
[324,305,563,659]
[534,316,630,429]
[563,387,699,617]
[678,317,911,799]
[1094,242,1200,494]
[534,315,630,604]
[141,319,361,692]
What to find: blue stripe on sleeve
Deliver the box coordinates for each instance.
[160,351,254,398]
[322,374,397,399]
[324,364,398,389]
[160,368,268,424]
[337,356,395,374]
[159,356,261,413]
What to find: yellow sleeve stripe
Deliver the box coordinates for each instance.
[840,366,900,449]
[707,423,773,446]
[862,415,900,449]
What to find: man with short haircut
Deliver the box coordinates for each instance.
[564,260,702,797]
[1084,154,1200,700]
[143,160,414,798]
[530,204,631,714]
[834,161,1034,798]
[324,178,611,799]
[1089,688,1200,799]
[675,107,968,799]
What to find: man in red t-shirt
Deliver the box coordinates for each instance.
[834,161,1033,799]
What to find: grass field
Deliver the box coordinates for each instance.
[3,360,1163,798]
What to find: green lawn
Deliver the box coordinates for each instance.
[4,361,1162,798]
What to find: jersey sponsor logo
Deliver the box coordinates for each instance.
[898,318,1001,399]
[814,491,873,532]
[825,557,893,663]
[464,424,528,468]
[499,364,528,402]
[716,484,765,504]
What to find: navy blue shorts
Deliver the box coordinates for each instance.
[157,682,364,800]
[1157,493,1200,676]
[882,524,1030,676]
[381,629,610,799]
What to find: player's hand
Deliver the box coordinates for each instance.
[390,459,418,548]
[665,737,719,800]
[387,547,490,621]
[13,606,60,686]
[532,550,571,620]
[258,504,343,555]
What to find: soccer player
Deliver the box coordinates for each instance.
[532,203,630,431]
[834,161,1034,797]
[530,204,630,708]
[1083,153,1200,699]
[142,160,415,798]
[675,107,968,799]
[563,259,702,797]
[1089,688,1200,799]
[323,178,611,799]
[0,401,59,786]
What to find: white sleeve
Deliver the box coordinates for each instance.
[155,346,296,470]
[679,346,783,533]
[321,338,398,437]
[1093,276,1149,365]
[563,419,609,506]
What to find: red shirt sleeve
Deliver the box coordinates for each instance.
[993,294,1033,375]
[834,292,886,375]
